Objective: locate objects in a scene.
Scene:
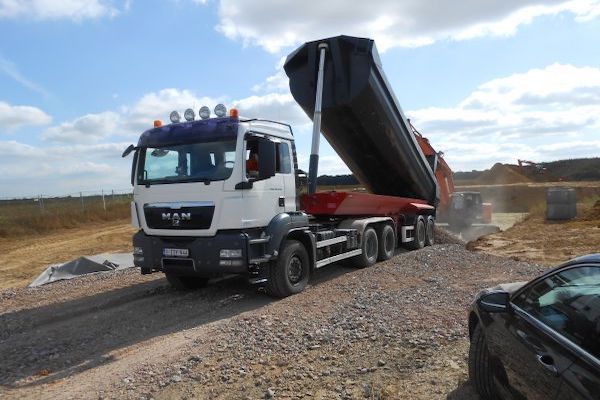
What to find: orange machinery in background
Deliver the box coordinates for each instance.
[410,121,492,226]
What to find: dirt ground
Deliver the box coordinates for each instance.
[0,203,595,399]
[0,219,135,290]
[0,240,549,400]
[469,200,600,265]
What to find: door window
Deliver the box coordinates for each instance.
[276,142,291,174]
[513,266,600,358]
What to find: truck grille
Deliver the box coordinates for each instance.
[144,202,215,230]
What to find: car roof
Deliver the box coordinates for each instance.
[559,253,600,267]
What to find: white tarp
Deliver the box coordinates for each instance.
[29,252,134,287]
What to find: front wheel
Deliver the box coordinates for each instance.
[266,240,310,298]
[165,273,209,290]
[468,324,499,399]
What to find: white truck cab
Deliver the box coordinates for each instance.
[125,108,325,296]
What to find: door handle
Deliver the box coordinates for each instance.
[537,354,559,377]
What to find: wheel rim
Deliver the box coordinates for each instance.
[418,221,426,244]
[366,233,377,260]
[288,255,303,284]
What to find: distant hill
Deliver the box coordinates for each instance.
[316,174,359,186]
[455,157,600,183]
[318,157,600,187]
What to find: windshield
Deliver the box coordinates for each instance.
[137,139,236,185]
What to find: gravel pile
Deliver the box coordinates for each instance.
[112,246,542,400]
[0,244,547,400]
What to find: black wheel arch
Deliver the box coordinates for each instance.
[285,229,316,270]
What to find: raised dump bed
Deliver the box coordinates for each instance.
[284,35,439,205]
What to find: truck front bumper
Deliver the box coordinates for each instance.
[133,230,249,277]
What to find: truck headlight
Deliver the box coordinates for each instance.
[220,249,242,258]
[133,246,144,255]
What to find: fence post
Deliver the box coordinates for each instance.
[80,192,84,211]
[102,189,106,211]
[112,190,115,202]
[38,195,44,213]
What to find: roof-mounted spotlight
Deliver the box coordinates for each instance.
[214,104,227,118]
[199,106,210,120]
[184,108,195,122]
[169,111,181,124]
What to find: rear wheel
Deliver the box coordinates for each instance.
[266,240,310,298]
[165,273,209,290]
[351,227,379,268]
[425,216,435,246]
[377,224,396,261]
[468,324,499,399]
[407,217,426,250]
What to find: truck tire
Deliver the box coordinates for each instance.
[377,224,395,261]
[266,240,310,298]
[351,227,379,268]
[165,273,209,290]
[468,324,499,399]
[425,216,435,246]
[407,217,426,250]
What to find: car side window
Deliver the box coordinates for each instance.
[513,266,600,358]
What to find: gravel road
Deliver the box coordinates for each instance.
[0,231,548,399]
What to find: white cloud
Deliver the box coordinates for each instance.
[408,63,600,170]
[42,111,120,143]
[215,0,600,53]
[42,84,308,144]
[0,140,131,197]
[233,93,308,126]
[0,101,52,132]
[0,0,127,20]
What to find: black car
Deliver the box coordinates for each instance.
[468,254,600,400]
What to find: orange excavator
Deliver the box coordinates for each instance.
[410,121,492,229]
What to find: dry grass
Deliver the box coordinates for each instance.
[0,195,131,238]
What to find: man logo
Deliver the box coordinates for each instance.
[161,212,191,227]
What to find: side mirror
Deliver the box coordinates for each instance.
[478,291,511,313]
[122,144,135,158]
[257,137,276,180]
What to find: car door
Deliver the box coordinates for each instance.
[485,304,574,400]
[505,265,600,400]
[549,265,600,400]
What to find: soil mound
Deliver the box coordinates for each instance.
[582,200,600,221]
[477,163,531,185]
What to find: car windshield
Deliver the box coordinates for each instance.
[138,139,236,185]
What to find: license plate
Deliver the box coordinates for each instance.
[163,248,189,257]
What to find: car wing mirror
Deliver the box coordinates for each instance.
[478,291,511,313]
[122,144,135,158]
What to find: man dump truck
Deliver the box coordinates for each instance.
[122,35,487,297]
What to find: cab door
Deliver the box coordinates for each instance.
[241,134,285,229]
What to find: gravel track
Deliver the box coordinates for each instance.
[0,231,548,400]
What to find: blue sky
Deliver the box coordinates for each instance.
[1,0,600,197]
